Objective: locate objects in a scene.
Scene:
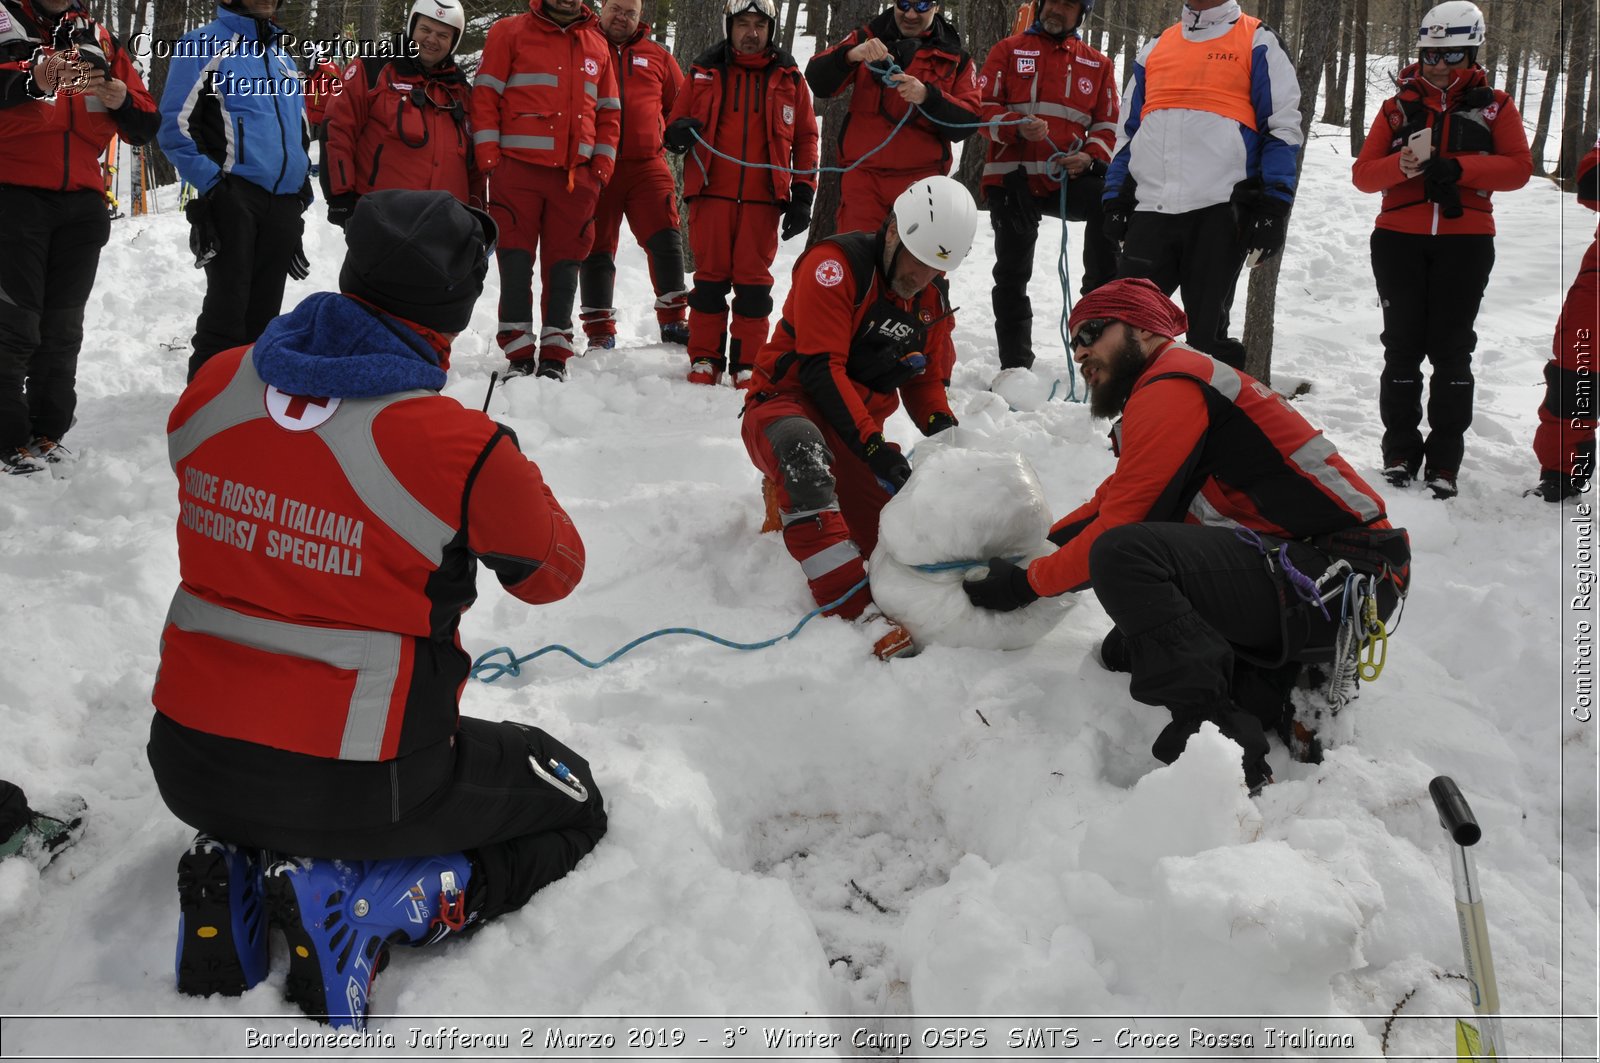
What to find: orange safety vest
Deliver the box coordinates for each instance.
[1141,14,1258,130]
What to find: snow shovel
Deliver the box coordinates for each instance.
[1428,775,1505,1061]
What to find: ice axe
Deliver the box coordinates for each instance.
[1429,775,1505,1061]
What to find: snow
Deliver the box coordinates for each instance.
[2,49,1597,1063]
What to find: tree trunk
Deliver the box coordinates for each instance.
[1317,0,1342,123]
[1349,0,1369,156]
[358,0,381,43]
[806,0,880,245]
[1529,23,1563,176]
[1558,0,1595,185]
[781,0,802,53]
[146,0,195,188]
[1241,0,1339,384]
[1502,0,1525,105]
[951,0,1009,204]
[809,0,830,49]
[1325,5,1352,127]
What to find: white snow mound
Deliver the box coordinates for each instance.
[869,445,1073,649]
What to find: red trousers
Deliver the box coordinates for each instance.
[489,157,600,365]
[835,168,927,236]
[742,393,894,619]
[579,156,686,340]
[687,197,779,372]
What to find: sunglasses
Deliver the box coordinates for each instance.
[1071,317,1114,351]
[896,0,938,12]
[1419,48,1468,65]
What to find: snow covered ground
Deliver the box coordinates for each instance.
[1,45,1597,1063]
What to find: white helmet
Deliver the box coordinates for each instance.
[409,0,466,51]
[1417,1,1485,49]
[725,0,777,38]
[892,175,978,271]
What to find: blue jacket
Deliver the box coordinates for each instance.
[157,5,310,195]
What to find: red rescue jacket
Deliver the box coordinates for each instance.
[0,0,158,193]
[303,58,342,128]
[805,9,980,178]
[470,0,621,186]
[607,22,682,161]
[1352,64,1531,237]
[324,54,475,201]
[155,340,584,766]
[1030,343,1392,597]
[669,40,817,205]
[748,230,955,455]
[978,27,1119,196]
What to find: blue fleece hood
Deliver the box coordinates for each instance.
[252,292,448,398]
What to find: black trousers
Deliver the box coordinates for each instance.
[188,180,304,381]
[0,185,110,451]
[1117,203,1247,368]
[1370,228,1495,473]
[149,715,607,923]
[0,779,29,841]
[990,174,1118,370]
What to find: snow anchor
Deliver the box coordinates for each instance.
[1427,776,1505,1062]
[470,576,870,681]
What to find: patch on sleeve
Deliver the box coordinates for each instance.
[814,258,845,287]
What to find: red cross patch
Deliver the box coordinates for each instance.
[266,386,341,431]
[815,259,845,288]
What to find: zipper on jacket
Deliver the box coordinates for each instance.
[368,143,385,187]
[261,28,291,193]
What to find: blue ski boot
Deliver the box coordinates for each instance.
[265,852,474,1030]
[175,833,269,997]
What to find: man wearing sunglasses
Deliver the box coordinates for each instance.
[978,0,1120,373]
[963,278,1408,794]
[1352,1,1530,499]
[806,0,981,234]
[152,190,606,1029]
[323,0,479,229]
[1101,0,1301,370]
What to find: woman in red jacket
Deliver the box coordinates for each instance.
[1351,1,1531,499]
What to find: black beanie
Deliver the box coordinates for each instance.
[339,189,496,333]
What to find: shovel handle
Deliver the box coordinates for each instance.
[1429,776,1482,847]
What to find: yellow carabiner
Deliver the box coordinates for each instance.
[1357,595,1387,681]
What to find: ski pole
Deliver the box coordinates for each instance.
[1428,775,1505,1061]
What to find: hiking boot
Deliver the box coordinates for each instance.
[2,446,45,476]
[0,793,85,870]
[535,358,568,381]
[1424,467,1458,499]
[861,611,917,660]
[1527,469,1588,503]
[265,852,474,1030]
[659,320,690,346]
[27,437,74,466]
[687,359,722,386]
[175,833,269,997]
[503,358,539,379]
[1381,458,1417,489]
[585,335,616,353]
[731,368,754,390]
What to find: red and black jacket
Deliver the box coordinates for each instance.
[323,53,475,201]
[805,9,980,177]
[748,229,955,457]
[0,0,158,192]
[608,21,682,161]
[1031,343,1393,597]
[1352,64,1531,237]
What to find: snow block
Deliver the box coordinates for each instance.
[868,445,1074,650]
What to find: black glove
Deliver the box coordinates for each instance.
[298,176,314,212]
[1232,178,1293,265]
[1422,155,1465,219]
[1101,182,1136,248]
[923,410,957,436]
[288,239,310,281]
[999,168,1042,235]
[663,117,702,156]
[863,433,911,494]
[781,183,814,241]
[185,179,227,269]
[326,191,358,228]
[961,556,1040,613]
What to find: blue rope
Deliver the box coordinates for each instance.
[470,576,871,682]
